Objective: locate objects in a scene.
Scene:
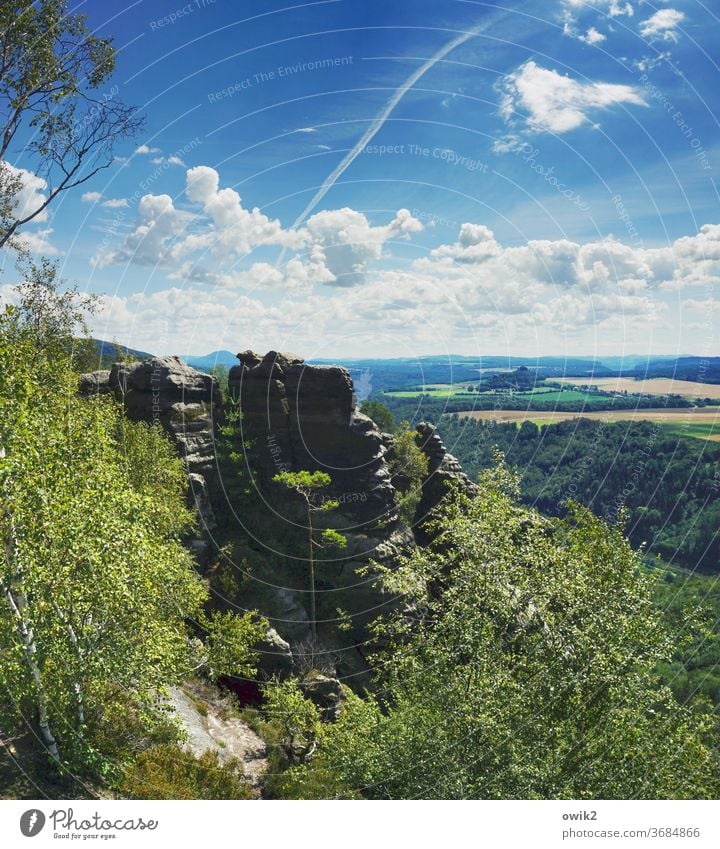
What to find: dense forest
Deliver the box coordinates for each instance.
[437,416,720,574]
[375,390,696,421]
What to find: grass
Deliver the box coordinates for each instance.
[554,376,720,399]
[658,422,720,441]
[456,408,720,441]
[385,385,613,405]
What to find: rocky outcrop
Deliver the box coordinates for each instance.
[229,350,398,528]
[168,683,267,786]
[79,352,480,684]
[80,356,219,529]
[414,422,478,541]
[227,350,413,678]
[254,628,295,681]
[301,673,345,721]
[77,369,110,396]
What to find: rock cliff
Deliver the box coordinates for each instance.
[80,356,219,528]
[79,351,478,681]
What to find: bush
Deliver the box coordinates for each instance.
[118,744,256,799]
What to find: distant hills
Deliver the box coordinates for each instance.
[93,339,152,361]
[182,350,238,371]
[124,347,720,388]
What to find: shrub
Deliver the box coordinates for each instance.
[118,744,256,800]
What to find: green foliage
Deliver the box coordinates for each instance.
[438,416,720,573]
[214,397,259,512]
[0,1,142,250]
[273,469,346,648]
[0,268,207,775]
[203,610,268,680]
[651,566,720,709]
[387,421,429,524]
[263,680,320,743]
[210,364,229,396]
[285,469,720,799]
[273,470,332,492]
[360,399,396,432]
[118,744,256,800]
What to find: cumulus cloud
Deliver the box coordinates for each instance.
[578,27,606,45]
[184,165,303,257]
[102,198,129,209]
[499,60,646,136]
[639,9,685,43]
[92,218,720,356]
[17,227,62,255]
[98,164,421,289]
[135,144,161,155]
[2,162,49,222]
[95,194,190,267]
[81,191,103,203]
[561,1,633,42]
[302,206,423,286]
[421,222,720,300]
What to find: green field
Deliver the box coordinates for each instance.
[385,384,613,406]
[658,422,720,441]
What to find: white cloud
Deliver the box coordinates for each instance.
[90,219,720,357]
[563,0,633,16]
[683,298,720,311]
[98,164,421,289]
[102,198,129,209]
[578,27,606,44]
[294,127,316,134]
[81,191,103,203]
[95,194,190,268]
[184,165,303,257]
[498,60,646,136]
[135,144,161,155]
[633,51,672,72]
[1,162,49,222]
[17,227,62,255]
[639,9,684,42]
[151,154,185,167]
[301,207,423,287]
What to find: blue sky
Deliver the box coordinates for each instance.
[5,0,720,358]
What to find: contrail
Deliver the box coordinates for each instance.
[280,21,489,249]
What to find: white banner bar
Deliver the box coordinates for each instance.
[1,799,719,848]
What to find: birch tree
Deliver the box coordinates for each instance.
[0,0,142,250]
[0,265,206,772]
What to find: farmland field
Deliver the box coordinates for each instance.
[456,406,720,440]
[553,376,720,398]
[385,384,612,404]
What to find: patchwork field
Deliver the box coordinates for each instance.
[386,384,612,405]
[456,406,720,440]
[553,377,720,399]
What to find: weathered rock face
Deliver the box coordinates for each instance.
[77,369,111,396]
[414,422,478,541]
[80,356,219,529]
[227,351,412,677]
[80,352,479,683]
[253,628,295,681]
[229,351,398,528]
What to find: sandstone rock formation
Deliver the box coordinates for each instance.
[229,350,399,528]
[227,350,413,677]
[79,351,479,683]
[80,356,219,529]
[414,422,478,541]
